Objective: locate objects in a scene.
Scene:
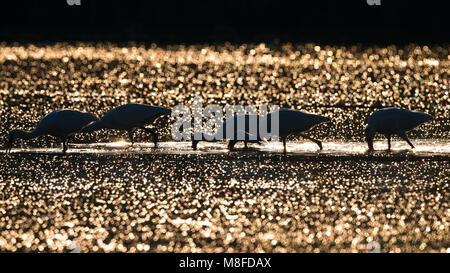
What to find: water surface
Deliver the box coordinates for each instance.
[0,43,448,252]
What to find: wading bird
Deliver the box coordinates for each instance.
[192,114,262,151]
[365,108,433,151]
[192,109,330,153]
[81,104,171,147]
[5,110,98,154]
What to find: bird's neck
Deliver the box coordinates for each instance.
[16,130,39,140]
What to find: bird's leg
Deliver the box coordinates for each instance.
[282,137,287,154]
[244,141,248,149]
[228,140,237,151]
[140,127,158,148]
[128,130,134,147]
[385,134,391,151]
[396,130,415,149]
[299,133,323,150]
[62,139,68,154]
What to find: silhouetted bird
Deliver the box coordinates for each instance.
[192,114,262,151]
[365,108,433,151]
[192,109,330,153]
[81,104,171,147]
[6,110,98,154]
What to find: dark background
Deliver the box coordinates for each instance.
[0,0,448,43]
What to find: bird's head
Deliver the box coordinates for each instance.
[365,126,375,151]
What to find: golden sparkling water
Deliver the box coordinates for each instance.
[0,43,448,252]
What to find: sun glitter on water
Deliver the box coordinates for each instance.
[109,140,129,148]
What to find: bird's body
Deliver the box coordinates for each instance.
[81,104,171,147]
[192,109,330,153]
[365,108,433,151]
[6,110,98,153]
[277,109,330,140]
[192,114,262,150]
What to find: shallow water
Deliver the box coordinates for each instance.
[0,43,448,252]
[0,149,448,252]
[2,139,450,157]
